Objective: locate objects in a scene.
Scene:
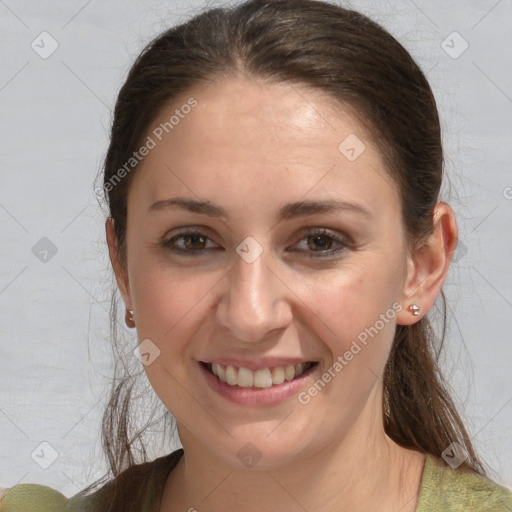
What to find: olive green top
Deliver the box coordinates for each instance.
[2,450,512,511]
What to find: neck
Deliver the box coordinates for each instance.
[161,412,426,512]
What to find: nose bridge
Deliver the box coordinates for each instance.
[216,239,290,342]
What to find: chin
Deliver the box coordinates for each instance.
[197,421,321,471]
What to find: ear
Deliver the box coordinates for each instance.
[396,202,458,325]
[105,217,132,310]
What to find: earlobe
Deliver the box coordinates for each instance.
[105,218,132,309]
[396,202,458,326]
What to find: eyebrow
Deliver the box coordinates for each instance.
[147,196,373,221]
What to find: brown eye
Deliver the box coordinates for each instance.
[162,231,218,256]
[181,233,208,250]
[290,228,350,259]
[306,234,335,251]
[161,228,349,259]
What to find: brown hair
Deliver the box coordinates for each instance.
[86,0,485,504]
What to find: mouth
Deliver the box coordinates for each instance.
[200,361,318,389]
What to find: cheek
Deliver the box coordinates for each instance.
[129,267,214,416]
[129,264,208,357]
[298,270,398,416]
[300,262,403,410]
[306,260,400,347]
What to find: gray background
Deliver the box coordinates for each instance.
[1,0,511,496]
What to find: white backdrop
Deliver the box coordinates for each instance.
[1,0,511,496]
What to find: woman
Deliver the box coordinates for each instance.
[2,0,511,510]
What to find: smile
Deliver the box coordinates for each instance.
[203,362,317,388]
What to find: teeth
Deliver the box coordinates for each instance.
[225,365,237,385]
[254,368,272,388]
[237,367,254,387]
[285,365,295,381]
[209,362,313,388]
[271,366,285,385]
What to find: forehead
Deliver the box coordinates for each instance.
[157,77,369,150]
[129,77,400,218]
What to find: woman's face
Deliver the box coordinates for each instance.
[115,77,415,468]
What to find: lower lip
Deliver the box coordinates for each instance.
[198,362,318,406]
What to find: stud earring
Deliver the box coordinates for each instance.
[125,309,135,328]
[407,304,420,316]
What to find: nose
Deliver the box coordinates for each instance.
[215,244,293,343]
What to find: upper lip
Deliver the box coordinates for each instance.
[199,358,317,371]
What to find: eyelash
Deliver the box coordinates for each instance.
[161,228,351,259]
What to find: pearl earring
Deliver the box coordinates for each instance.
[407,304,420,316]
[125,309,135,328]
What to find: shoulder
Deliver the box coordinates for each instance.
[0,484,68,511]
[67,448,184,511]
[417,454,512,511]
[1,448,184,512]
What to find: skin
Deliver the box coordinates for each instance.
[106,77,458,511]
